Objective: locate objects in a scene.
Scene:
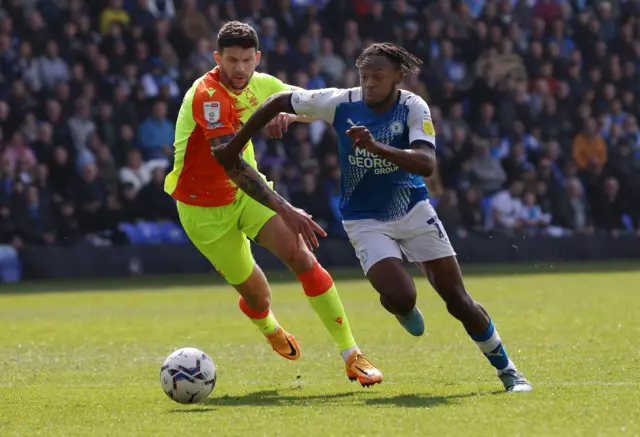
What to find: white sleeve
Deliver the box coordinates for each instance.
[407,95,436,147]
[290,88,351,124]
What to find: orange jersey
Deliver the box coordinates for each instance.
[164,69,244,207]
[165,68,291,207]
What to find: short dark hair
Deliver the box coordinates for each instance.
[217,21,259,51]
[356,42,422,75]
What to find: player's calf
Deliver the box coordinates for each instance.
[258,215,382,382]
[368,259,417,315]
[443,286,489,334]
[238,295,301,360]
[367,258,425,336]
[233,264,273,313]
[422,256,532,392]
[237,288,271,314]
[234,265,301,361]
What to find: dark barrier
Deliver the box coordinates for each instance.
[16,234,640,280]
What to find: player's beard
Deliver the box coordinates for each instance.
[229,76,251,91]
[219,67,253,91]
[365,87,398,110]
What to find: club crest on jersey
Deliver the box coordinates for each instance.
[390,121,404,135]
[204,101,223,128]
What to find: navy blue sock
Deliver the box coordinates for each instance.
[470,320,514,372]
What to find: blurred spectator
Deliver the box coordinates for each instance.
[291,171,332,232]
[489,180,524,235]
[551,177,594,235]
[470,142,507,195]
[572,118,608,171]
[48,147,75,202]
[137,167,178,221]
[75,163,107,233]
[177,0,210,42]
[96,146,119,197]
[137,101,174,161]
[459,186,485,235]
[0,201,18,246]
[2,132,36,170]
[501,142,534,184]
[605,140,640,205]
[14,185,56,246]
[57,201,82,246]
[68,98,96,152]
[436,189,465,238]
[318,38,346,86]
[140,59,180,100]
[119,149,168,194]
[518,191,551,236]
[591,177,634,236]
[100,0,130,34]
[39,41,70,89]
[148,0,176,20]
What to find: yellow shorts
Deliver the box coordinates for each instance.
[177,191,277,285]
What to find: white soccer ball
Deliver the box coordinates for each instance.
[160,347,217,404]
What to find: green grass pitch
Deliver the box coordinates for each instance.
[1,264,639,436]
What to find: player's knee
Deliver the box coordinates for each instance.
[444,288,475,321]
[379,286,416,316]
[278,238,315,274]
[396,288,417,314]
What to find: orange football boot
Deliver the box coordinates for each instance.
[345,351,383,387]
[265,327,301,360]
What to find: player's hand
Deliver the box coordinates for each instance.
[346,126,379,153]
[266,113,295,139]
[279,204,327,251]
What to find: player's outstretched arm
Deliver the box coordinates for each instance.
[209,134,326,250]
[211,134,288,211]
[263,81,315,138]
[213,92,295,167]
[284,86,315,123]
[214,88,345,165]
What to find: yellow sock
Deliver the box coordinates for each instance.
[298,263,358,353]
[238,296,278,334]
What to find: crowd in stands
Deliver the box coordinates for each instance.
[1,0,640,249]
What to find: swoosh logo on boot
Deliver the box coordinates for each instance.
[355,366,369,376]
[285,337,297,356]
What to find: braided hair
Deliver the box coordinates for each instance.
[356,43,423,74]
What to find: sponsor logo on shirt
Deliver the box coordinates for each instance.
[348,148,399,175]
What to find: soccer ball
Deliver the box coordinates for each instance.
[160,347,217,404]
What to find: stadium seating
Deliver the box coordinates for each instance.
[0,0,638,254]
